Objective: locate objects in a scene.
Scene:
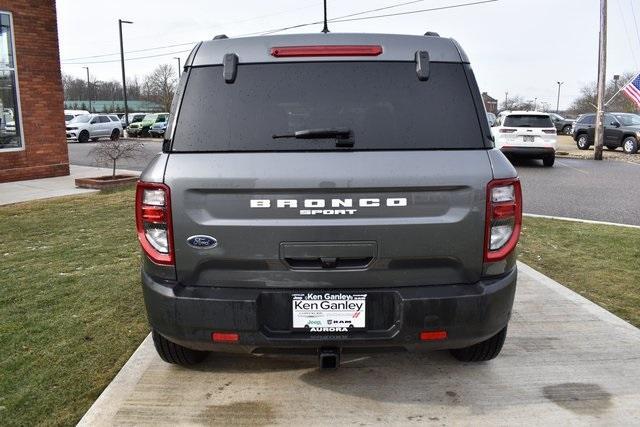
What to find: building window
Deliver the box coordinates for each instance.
[0,12,22,151]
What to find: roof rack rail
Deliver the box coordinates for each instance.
[424,31,440,37]
[213,34,229,40]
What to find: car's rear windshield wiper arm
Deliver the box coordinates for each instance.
[272,128,354,146]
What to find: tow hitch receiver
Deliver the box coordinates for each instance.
[318,347,341,369]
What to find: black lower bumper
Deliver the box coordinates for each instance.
[142,268,517,353]
[501,147,555,158]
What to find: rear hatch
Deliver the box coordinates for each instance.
[503,114,556,145]
[165,59,492,289]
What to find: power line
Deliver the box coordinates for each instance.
[243,0,498,36]
[629,0,640,56]
[62,49,191,65]
[616,0,638,68]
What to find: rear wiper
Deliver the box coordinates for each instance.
[272,128,354,147]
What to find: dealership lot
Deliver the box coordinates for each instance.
[80,263,640,425]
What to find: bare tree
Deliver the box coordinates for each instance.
[499,95,536,112]
[89,140,144,178]
[142,64,176,112]
[567,72,638,116]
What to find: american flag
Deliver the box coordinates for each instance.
[622,73,640,108]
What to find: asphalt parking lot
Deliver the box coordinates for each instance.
[79,263,640,425]
[68,139,640,226]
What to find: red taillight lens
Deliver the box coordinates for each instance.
[270,45,383,58]
[499,128,517,133]
[212,332,239,343]
[135,181,174,265]
[484,178,522,262]
[420,330,448,341]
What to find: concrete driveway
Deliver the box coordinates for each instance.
[79,263,640,425]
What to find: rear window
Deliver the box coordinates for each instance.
[171,62,485,152]
[503,114,553,128]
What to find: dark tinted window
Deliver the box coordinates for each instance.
[503,114,553,128]
[172,62,484,152]
[99,116,111,123]
[578,114,595,125]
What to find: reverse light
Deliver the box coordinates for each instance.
[484,178,522,262]
[270,45,383,58]
[212,332,239,343]
[135,182,174,265]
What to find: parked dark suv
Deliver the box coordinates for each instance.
[572,112,640,153]
[548,113,574,135]
[136,33,522,369]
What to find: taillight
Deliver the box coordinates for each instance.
[542,129,557,134]
[270,45,383,58]
[484,178,522,262]
[499,128,517,133]
[135,181,174,265]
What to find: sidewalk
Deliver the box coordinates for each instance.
[79,262,640,426]
[0,165,140,206]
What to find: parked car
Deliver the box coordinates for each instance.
[66,114,123,143]
[548,113,575,135]
[121,112,146,128]
[127,113,169,138]
[492,111,557,166]
[486,112,497,127]
[64,109,90,124]
[137,32,521,369]
[572,112,640,154]
[149,120,168,138]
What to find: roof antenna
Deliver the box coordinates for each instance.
[321,0,329,33]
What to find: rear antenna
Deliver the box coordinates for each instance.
[321,0,329,33]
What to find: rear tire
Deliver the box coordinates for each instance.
[622,136,639,154]
[152,330,207,366]
[562,125,572,135]
[543,154,555,167]
[576,134,589,150]
[450,326,507,362]
[110,129,120,141]
[78,130,90,143]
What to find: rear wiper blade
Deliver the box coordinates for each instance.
[272,128,353,146]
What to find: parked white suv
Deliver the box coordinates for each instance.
[492,111,557,167]
[66,114,123,143]
[64,109,90,124]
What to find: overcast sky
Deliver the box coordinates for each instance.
[57,0,640,110]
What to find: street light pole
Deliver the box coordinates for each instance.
[556,81,564,113]
[594,0,607,161]
[83,66,91,112]
[174,56,181,77]
[119,19,133,127]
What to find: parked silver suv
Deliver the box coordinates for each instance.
[136,32,522,369]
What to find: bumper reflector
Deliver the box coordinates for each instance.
[212,332,239,343]
[420,330,448,341]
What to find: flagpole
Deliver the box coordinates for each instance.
[604,71,640,106]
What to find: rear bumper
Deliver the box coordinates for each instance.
[142,268,517,353]
[500,146,555,157]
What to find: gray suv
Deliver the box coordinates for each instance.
[136,33,522,369]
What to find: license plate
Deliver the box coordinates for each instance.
[292,293,366,331]
[523,135,535,142]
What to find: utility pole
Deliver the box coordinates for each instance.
[594,0,607,161]
[83,66,91,112]
[119,19,133,127]
[533,97,538,111]
[174,56,181,77]
[556,81,563,113]
[504,91,508,110]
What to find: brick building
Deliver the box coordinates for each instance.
[482,92,498,114]
[0,1,68,183]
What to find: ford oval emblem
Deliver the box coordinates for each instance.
[187,235,218,249]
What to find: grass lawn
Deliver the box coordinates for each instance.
[518,217,640,327]
[0,188,147,426]
[0,190,638,426]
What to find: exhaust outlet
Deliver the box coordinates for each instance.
[318,347,340,369]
